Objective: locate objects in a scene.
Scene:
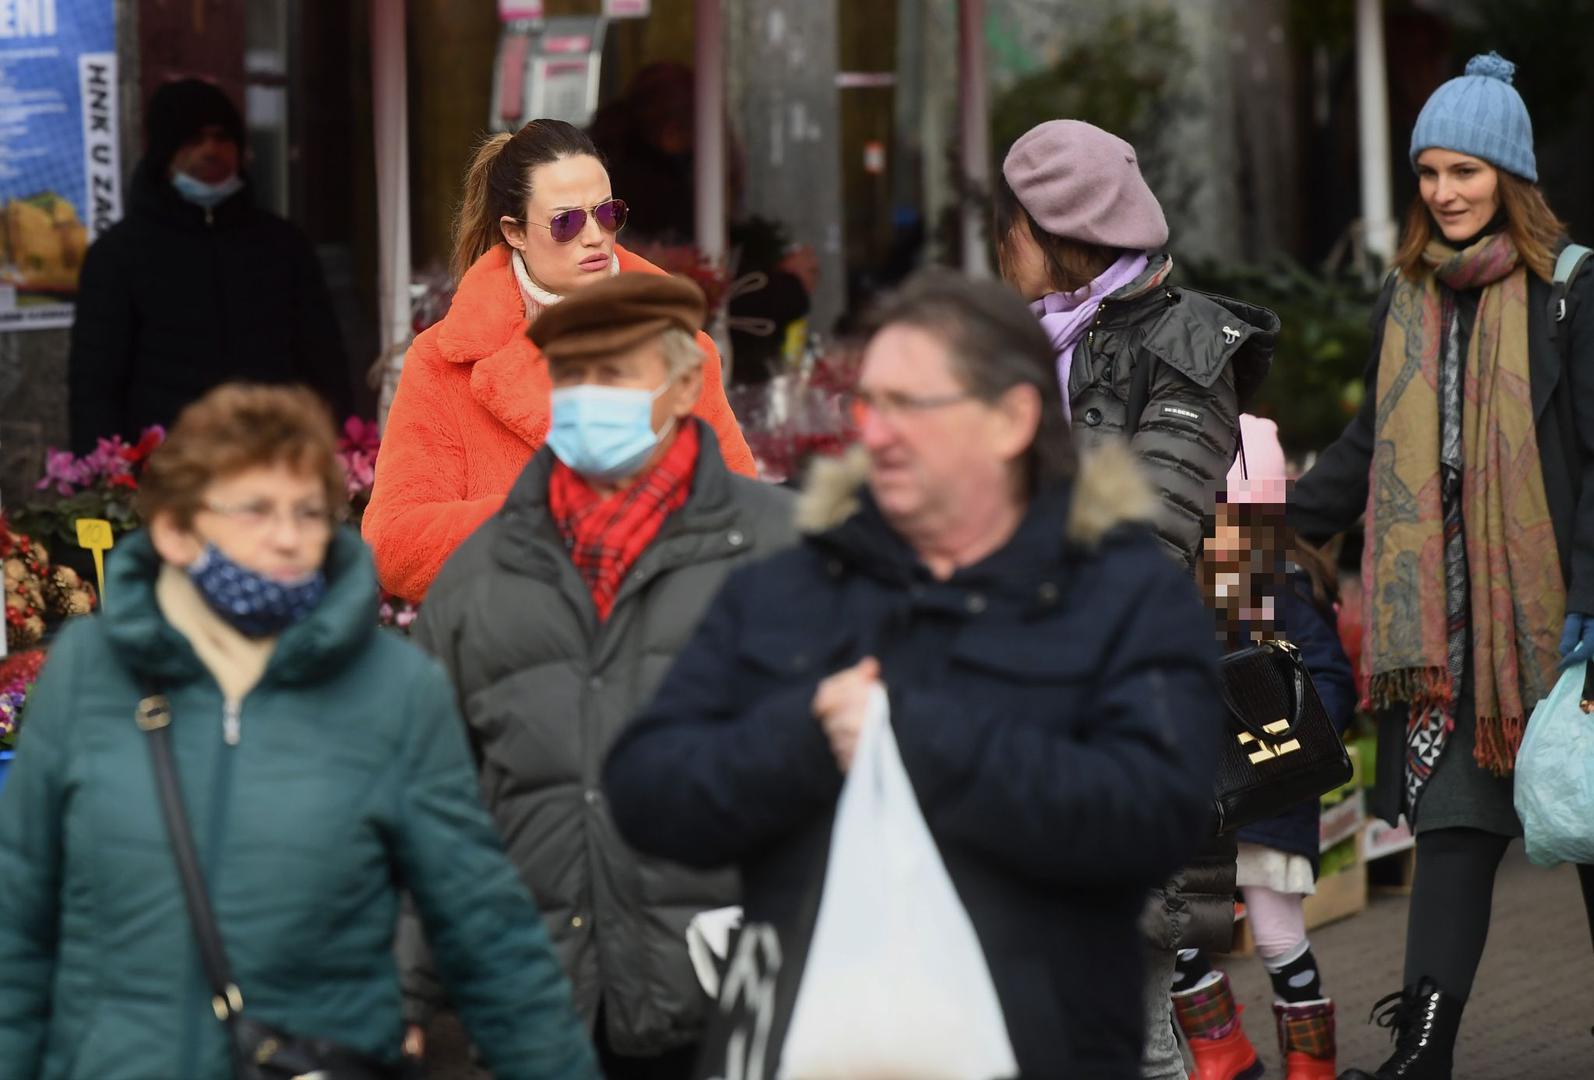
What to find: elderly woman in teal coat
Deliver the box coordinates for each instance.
[0,384,597,1080]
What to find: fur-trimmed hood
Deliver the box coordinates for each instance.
[795,439,1158,548]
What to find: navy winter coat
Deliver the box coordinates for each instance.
[1232,574,1357,869]
[603,446,1226,1080]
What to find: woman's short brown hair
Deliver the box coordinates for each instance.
[1394,168,1567,282]
[993,175,1121,294]
[137,384,345,529]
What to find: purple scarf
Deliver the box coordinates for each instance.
[1030,251,1150,417]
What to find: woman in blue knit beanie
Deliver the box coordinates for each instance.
[1290,51,1594,1080]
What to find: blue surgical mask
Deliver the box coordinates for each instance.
[546,382,676,481]
[187,544,327,638]
[172,170,244,209]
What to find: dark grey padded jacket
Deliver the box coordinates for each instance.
[1065,255,1279,952]
[1068,255,1279,573]
[403,424,796,1056]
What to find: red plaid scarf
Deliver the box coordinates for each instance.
[548,421,699,621]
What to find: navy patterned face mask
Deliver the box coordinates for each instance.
[187,544,327,638]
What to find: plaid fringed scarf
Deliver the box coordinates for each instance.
[1364,231,1566,810]
[549,421,699,621]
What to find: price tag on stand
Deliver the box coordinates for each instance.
[75,518,114,601]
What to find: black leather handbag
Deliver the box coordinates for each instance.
[135,693,416,1080]
[1211,639,1354,834]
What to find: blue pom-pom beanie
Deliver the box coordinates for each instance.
[1409,52,1536,182]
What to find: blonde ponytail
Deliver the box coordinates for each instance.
[451,132,514,283]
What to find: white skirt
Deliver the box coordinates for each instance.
[1234,841,1316,895]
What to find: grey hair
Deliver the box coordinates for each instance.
[660,327,705,381]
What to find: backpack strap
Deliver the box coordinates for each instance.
[1123,353,1157,438]
[1552,243,1593,330]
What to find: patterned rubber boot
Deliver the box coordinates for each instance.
[1172,971,1264,1080]
[1274,998,1335,1080]
[1338,978,1462,1080]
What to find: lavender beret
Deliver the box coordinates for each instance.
[1002,120,1169,250]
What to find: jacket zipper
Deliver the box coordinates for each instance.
[223,698,241,745]
[1087,301,1109,347]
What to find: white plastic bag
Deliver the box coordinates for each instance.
[778,686,1018,1080]
[1515,662,1594,866]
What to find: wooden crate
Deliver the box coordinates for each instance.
[1368,847,1418,895]
[1320,789,1365,852]
[1364,816,1418,895]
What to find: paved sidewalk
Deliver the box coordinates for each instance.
[424,845,1593,1078]
[1223,845,1592,1079]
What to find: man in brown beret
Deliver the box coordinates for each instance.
[403,272,794,1078]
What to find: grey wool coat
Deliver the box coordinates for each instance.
[402,422,795,1057]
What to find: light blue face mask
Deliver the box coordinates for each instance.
[547,381,676,482]
[172,170,244,209]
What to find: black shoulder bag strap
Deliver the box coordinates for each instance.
[135,693,248,1031]
[1124,350,1156,439]
[135,695,412,1080]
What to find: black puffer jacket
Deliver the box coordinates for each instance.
[405,425,795,1056]
[1068,255,1279,569]
[67,159,351,452]
[1065,255,1279,953]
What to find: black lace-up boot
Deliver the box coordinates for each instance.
[1337,978,1463,1080]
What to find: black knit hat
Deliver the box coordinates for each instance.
[144,78,245,172]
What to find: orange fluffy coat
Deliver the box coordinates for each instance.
[364,243,756,601]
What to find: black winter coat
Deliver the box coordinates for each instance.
[1289,256,1594,823]
[1065,257,1279,954]
[1069,255,1280,569]
[603,446,1225,1080]
[68,160,351,453]
[1291,261,1594,610]
[1232,575,1357,868]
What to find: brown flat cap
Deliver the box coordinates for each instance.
[528,272,706,362]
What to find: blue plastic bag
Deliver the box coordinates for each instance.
[1514,661,1594,867]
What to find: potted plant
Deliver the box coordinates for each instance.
[12,427,164,585]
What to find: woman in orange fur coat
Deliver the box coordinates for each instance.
[364,119,755,601]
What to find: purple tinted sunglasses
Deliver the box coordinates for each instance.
[520,198,629,244]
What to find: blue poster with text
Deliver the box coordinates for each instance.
[0,0,119,331]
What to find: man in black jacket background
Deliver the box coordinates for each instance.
[68,79,351,453]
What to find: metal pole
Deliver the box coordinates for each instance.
[1355,0,1396,264]
[694,0,727,264]
[958,0,991,277]
[371,0,412,428]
